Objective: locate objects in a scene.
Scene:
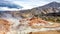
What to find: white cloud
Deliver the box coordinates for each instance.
[3,0,49,9]
[0,0,60,10]
[0,7,21,11]
[11,0,50,9]
[12,1,33,9]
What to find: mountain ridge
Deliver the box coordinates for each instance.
[30,2,60,16]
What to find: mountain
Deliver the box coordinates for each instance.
[0,2,60,18]
[30,2,60,16]
[39,2,60,8]
[16,2,60,18]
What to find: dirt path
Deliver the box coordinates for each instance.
[28,30,60,34]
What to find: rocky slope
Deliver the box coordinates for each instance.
[30,2,60,16]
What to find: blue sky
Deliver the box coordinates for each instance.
[5,0,60,9]
[0,0,60,10]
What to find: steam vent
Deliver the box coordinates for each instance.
[0,0,60,34]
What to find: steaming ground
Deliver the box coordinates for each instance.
[0,13,60,34]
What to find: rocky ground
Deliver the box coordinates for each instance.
[0,17,60,34]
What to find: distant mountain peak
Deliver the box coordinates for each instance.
[49,1,60,4]
[53,1,60,3]
[48,2,60,7]
[50,1,59,3]
[39,1,60,8]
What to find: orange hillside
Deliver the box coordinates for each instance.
[0,19,11,34]
[28,17,48,26]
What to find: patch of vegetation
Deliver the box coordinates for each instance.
[40,16,60,23]
[34,14,60,23]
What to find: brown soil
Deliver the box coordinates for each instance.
[28,30,60,34]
